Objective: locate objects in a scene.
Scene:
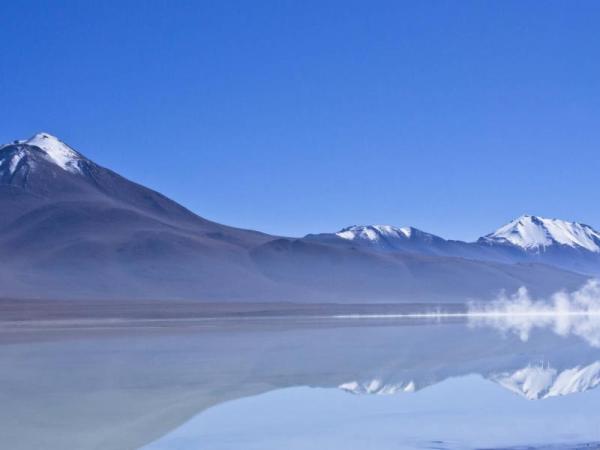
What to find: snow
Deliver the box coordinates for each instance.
[339,379,417,395]
[0,146,27,175]
[483,215,600,252]
[8,150,25,174]
[23,132,83,174]
[0,132,85,175]
[491,361,600,400]
[399,226,412,238]
[336,225,412,242]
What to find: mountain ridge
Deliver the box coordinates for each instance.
[480,214,600,252]
[0,133,591,302]
[310,216,600,275]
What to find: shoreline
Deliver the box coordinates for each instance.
[0,298,468,322]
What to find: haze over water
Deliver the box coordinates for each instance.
[2,306,600,450]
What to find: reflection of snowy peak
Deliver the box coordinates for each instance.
[481,215,600,252]
[337,361,600,400]
[339,379,417,395]
[490,362,600,400]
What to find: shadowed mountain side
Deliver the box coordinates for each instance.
[0,135,282,300]
[0,134,591,302]
[308,219,600,276]
[0,203,281,301]
[250,238,587,303]
[306,230,527,264]
[0,141,271,244]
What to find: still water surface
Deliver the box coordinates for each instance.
[1,314,599,450]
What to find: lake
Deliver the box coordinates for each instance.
[1,312,599,450]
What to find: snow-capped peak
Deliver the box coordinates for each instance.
[482,215,600,253]
[0,132,85,175]
[22,132,83,174]
[336,225,412,242]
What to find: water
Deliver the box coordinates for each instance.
[1,315,600,450]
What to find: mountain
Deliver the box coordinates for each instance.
[480,215,600,252]
[477,215,600,274]
[307,216,600,276]
[306,225,448,253]
[0,133,281,301]
[250,237,584,302]
[306,224,506,261]
[0,133,588,302]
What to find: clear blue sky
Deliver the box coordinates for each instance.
[2,1,600,240]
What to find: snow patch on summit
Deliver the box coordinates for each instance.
[336,225,412,242]
[23,133,83,174]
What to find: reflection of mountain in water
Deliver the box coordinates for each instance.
[339,379,417,395]
[340,361,600,401]
[491,361,600,400]
[3,319,600,450]
[337,300,600,401]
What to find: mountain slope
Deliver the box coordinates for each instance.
[308,216,600,276]
[306,225,450,254]
[0,133,589,302]
[481,215,600,252]
[250,237,584,302]
[0,133,281,300]
[477,215,600,274]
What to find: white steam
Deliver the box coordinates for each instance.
[468,279,600,346]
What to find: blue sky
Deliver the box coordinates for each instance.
[2,1,600,240]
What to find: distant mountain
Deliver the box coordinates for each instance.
[0,133,588,302]
[307,215,600,276]
[305,224,490,260]
[480,215,600,252]
[477,215,600,274]
[308,225,447,252]
[336,225,428,246]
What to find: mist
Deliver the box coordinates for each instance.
[468,279,600,347]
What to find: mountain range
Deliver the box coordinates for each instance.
[307,216,600,275]
[0,132,596,302]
